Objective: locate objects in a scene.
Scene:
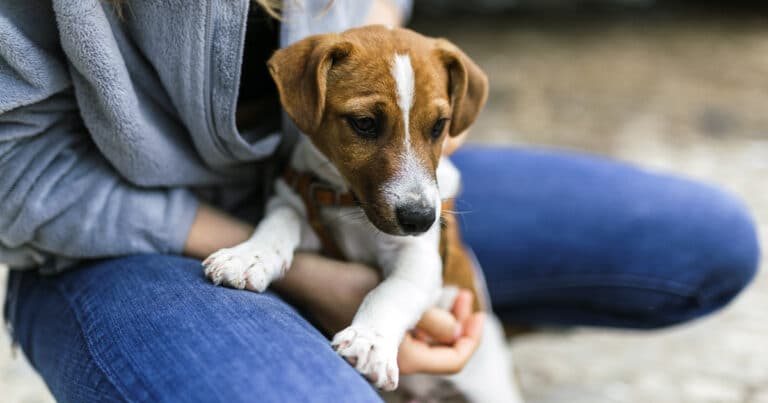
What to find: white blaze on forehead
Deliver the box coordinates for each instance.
[383,52,438,212]
[392,53,415,140]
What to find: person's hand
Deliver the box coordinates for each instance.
[399,289,485,374]
[272,254,483,375]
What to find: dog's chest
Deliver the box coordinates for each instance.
[274,157,461,268]
[321,208,395,265]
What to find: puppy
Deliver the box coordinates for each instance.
[203,25,523,402]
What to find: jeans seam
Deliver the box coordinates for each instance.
[49,280,144,403]
[695,277,750,306]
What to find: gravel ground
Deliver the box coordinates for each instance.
[2,7,767,403]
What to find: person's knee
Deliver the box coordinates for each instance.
[669,187,759,324]
[703,204,758,302]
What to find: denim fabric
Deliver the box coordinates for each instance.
[4,147,760,401]
[5,256,382,403]
[453,146,759,328]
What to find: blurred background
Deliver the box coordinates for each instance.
[2,1,767,402]
[411,1,768,402]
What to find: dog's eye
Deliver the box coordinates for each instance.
[431,118,448,139]
[347,116,378,139]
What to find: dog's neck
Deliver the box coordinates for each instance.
[288,135,349,191]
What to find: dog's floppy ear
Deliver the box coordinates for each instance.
[435,39,489,136]
[268,35,354,134]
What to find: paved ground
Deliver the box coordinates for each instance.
[2,6,767,403]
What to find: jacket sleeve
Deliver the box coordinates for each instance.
[0,7,199,270]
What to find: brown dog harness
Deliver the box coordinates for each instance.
[283,167,482,311]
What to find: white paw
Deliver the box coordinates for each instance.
[331,326,399,391]
[202,244,290,292]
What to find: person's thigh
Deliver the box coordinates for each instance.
[452,146,759,329]
[4,254,380,403]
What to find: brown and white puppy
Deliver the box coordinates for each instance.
[203,26,523,402]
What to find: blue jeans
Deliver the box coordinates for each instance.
[5,147,759,402]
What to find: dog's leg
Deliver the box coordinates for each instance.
[446,313,525,403]
[203,197,302,292]
[331,237,442,391]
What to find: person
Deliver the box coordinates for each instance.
[0,0,759,402]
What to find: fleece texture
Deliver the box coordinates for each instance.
[0,0,411,271]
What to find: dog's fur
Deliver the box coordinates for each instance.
[203,25,523,402]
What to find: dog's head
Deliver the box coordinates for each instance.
[268,25,488,236]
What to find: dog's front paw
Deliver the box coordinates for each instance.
[202,244,290,292]
[331,326,399,391]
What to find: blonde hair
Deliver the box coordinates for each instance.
[255,0,283,19]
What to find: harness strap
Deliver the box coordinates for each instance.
[283,167,352,260]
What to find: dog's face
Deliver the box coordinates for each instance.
[268,26,488,236]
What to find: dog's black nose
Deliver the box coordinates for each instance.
[395,204,436,234]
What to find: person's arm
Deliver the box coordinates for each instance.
[183,204,255,259]
[0,10,199,269]
[0,96,201,268]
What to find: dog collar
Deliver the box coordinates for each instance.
[282,167,356,259]
[282,167,358,208]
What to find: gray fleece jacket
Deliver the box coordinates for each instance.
[0,0,412,272]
